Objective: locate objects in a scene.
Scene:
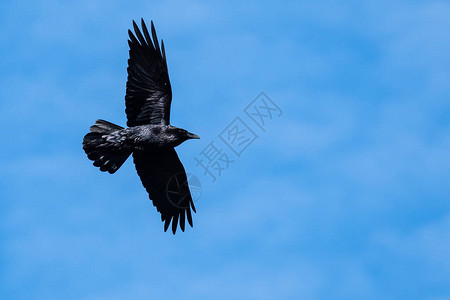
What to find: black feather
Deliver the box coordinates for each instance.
[186,208,193,227]
[180,210,185,232]
[164,218,170,232]
[171,214,178,235]
[150,20,161,54]
[133,20,147,46]
[141,18,152,48]
[161,39,166,62]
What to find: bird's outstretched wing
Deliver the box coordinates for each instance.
[133,149,196,234]
[125,19,172,127]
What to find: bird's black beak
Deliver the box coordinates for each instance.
[187,132,200,140]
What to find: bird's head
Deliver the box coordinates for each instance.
[184,130,200,140]
[165,126,200,147]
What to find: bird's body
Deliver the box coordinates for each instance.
[102,124,199,151]
[82,19,199,234]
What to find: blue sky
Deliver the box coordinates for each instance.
[1,0,450,299]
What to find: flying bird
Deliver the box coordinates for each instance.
[82,19,199,234]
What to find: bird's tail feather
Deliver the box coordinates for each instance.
[82,119,131,174]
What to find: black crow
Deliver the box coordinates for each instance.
[82,19,199,234]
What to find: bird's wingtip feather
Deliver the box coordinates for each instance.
[164,218,170,232]
[171,214,179,234]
